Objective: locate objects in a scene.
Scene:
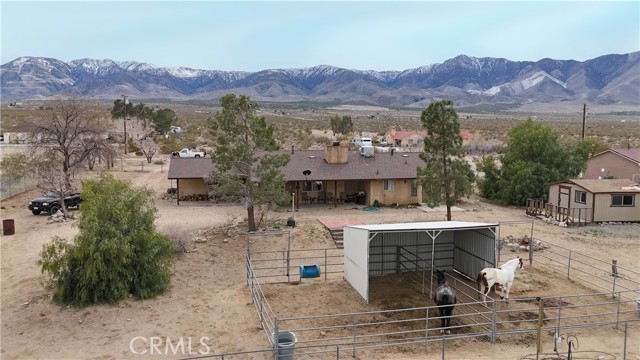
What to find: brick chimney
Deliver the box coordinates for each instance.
[324,144,348,164]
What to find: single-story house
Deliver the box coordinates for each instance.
[383,129,473,148]
[582,147,640,181]
[547,179,640,223]
[167,144,425,207]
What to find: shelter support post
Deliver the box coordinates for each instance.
[536,297,544,354]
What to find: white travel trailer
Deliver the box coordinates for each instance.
[353,137,372,149]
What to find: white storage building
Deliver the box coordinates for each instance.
[343,221,498,303]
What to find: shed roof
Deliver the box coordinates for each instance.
[345,221,498,232]
[167,158,214,179]
[553,179,640,193]
[168,150,425,181]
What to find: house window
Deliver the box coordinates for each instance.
[411,181,417,197]
[575,190,587,204]
[303,181,323,192]
[384,180,394,191]
[611,194,634,207]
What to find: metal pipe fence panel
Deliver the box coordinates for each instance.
[243,245,640,359]
[514,237,640,301]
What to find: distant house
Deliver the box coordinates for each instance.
[547,179,640,223]
[168,144,425,207]
[383,129,473,148]
[582,147,640,181]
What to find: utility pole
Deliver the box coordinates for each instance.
[581,103,587,139]
[123,95,128,154]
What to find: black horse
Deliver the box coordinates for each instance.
[433,269,457,334]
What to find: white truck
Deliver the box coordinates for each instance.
[172,148,206,158]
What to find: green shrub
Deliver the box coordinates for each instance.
[38,173,175,306]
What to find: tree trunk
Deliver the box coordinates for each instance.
[446,205,452,221]
[247,204,256,232]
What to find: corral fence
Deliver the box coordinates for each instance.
[112,158,167,173]
[514,237,640,302]
[226,244,639,360]
[183,320,636,360]
[526,198,592,226]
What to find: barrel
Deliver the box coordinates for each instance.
[273,331,297,360]
[3,219,15,235]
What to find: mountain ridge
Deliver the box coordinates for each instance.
[1,52,638,108]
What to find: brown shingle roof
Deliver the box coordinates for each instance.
[168,150,425,181]
[593,148,640,164]
[284,150,423,181]
[557,179,640,193]
[167,157,215,179]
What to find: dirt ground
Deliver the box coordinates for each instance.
[1,156,639,359]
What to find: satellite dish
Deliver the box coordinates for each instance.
[303,170,311,176]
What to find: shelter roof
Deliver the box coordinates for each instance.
[345,221,498,232]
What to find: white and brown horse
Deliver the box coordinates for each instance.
[476,256,523,303]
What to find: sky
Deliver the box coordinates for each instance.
[1,1,639,72]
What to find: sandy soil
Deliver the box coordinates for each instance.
[1,158,639,359]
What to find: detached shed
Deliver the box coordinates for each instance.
[343,221,498,303]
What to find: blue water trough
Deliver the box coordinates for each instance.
[300,264,321,278]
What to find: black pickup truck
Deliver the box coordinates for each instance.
[28,191,82,215]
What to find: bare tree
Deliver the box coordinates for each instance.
[85,144,118,170]
[138,137,160,163]
[26,97,112,216]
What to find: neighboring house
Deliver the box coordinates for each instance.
[383,129,473,148]
[167,144,425,207]
[547,179,640,223]
[384,130,428,148]
[582,147,640,181]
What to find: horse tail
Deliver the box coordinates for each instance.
[476,272,488,287]
[477,272,489,289]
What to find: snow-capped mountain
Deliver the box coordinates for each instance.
[1,52,638,108]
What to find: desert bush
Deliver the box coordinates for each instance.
[38,173,175,306]
[160,226,193,253]
[127,139,141,153]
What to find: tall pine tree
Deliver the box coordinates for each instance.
[208,94,290,231]
[416,100,473,221]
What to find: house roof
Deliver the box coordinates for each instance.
[552,179,640,193]
[592,147,640,164]
[167,157,214,179]
[168,150,425,181]
[386,130,428,140]
[284,150,423,181]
